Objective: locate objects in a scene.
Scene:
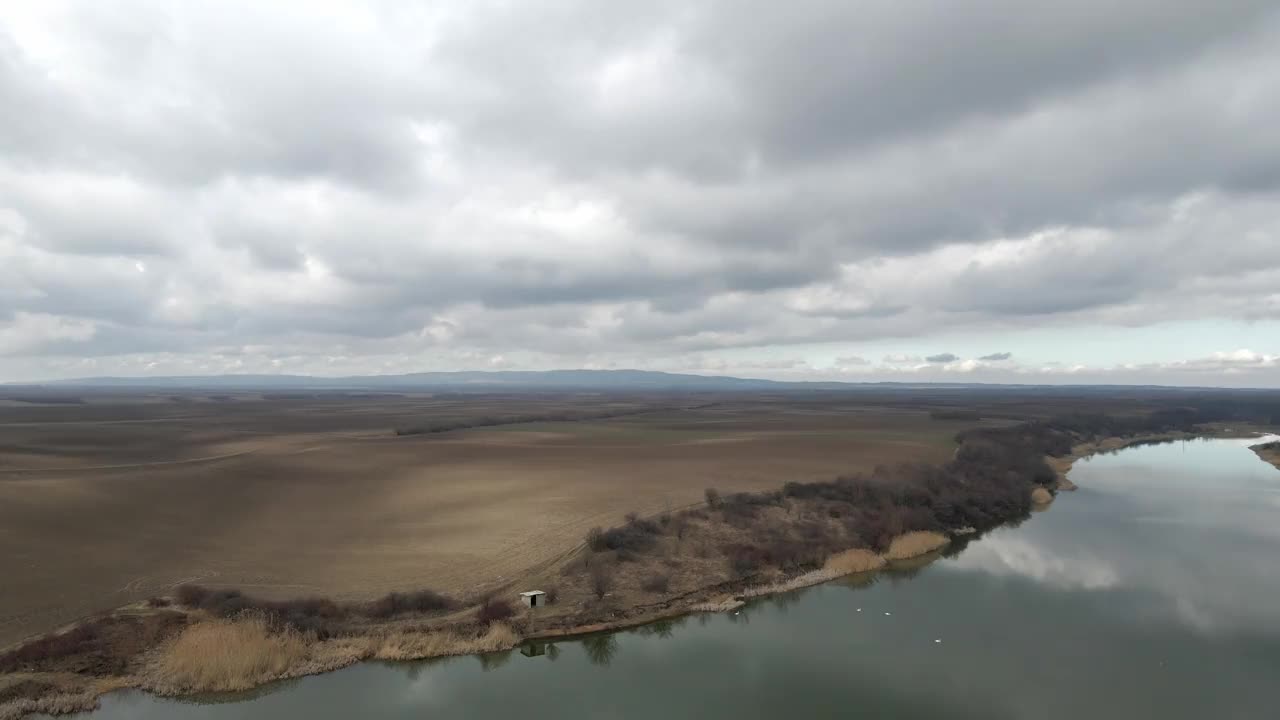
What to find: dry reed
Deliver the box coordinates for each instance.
[0,691,100,720]
[823,548,887,574]
[883,531,949,561]
[147,614,308,694]
[373,624,518,661]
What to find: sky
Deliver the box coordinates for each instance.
[1,1,1279,387]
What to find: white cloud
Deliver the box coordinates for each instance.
[947,533,1120,591]
[0,312,96,355]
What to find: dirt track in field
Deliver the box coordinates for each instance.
[0,392,992,647]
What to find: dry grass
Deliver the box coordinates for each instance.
[0,690,100,720]
[689,598,744,614]
[147,615,308,694]
[742,570,838,598]
[823,548,887,574]
[742,549,887,599]
[373,624,519,661]
[1030,487,1054,505]
[883,531,950,561]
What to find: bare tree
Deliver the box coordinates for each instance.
[704,487,721,508]
[590,564,613,600]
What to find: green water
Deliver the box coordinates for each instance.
[59,435,1280,719]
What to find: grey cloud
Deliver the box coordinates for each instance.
[980,352,1013,361]
[925,353,959,363]
[1,2,1279,381]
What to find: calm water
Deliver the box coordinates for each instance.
[61,436,1280,720]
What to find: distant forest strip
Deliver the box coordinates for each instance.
[392,404,715,436]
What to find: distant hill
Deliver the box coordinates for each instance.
[10,369,1259,394]
[26,369,833,392]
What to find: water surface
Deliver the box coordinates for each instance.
[61,436,1280,719]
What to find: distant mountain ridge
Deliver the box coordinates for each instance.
[9,369,1255,393]
[26,369,829,391]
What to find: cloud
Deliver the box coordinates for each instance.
[0,312,97,356]
[979,352,1013,361]
[947,533,1120,591]
[1,2,1279,382]
[925,353,959,364]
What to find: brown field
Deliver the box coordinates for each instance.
[0,390,1033,648]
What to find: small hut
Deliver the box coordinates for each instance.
[519,590,546,608]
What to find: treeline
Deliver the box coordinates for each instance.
[955,406,1215,457]
[393,406,662,436]
[1168,396,1280,426]
[579,427,1055,580]
[581,408,1222,583]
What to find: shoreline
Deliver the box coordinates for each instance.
[1252,446,1280,470]
[1046,427,1279,491]
[1249,436,1280,470]
[11,426,1258,719]
[0,535,951,720]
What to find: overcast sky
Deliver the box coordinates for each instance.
[2,1,1279,386]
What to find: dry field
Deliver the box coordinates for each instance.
[0,390,1004,647]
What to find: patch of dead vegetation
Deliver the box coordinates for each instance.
[0,613,187,677]
[883,532,950,561]
[372,624,519,661]
[146,615,309,694]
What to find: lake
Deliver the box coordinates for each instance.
[56,435,1280,719]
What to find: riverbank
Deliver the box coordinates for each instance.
[0,533,952,720]
[5,415,1216,719]
[1251,440,1280,470]
[1044,427,1274,491]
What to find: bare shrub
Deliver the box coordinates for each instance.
[724,544,769,578]
[640,573,670,594]
[590,564,613,600]
[0,613,186,675]
[476,597,516,625]
[364,591,454,619]
[592,515,661,554]
[175,584,211,607]
[704,488,721,508]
